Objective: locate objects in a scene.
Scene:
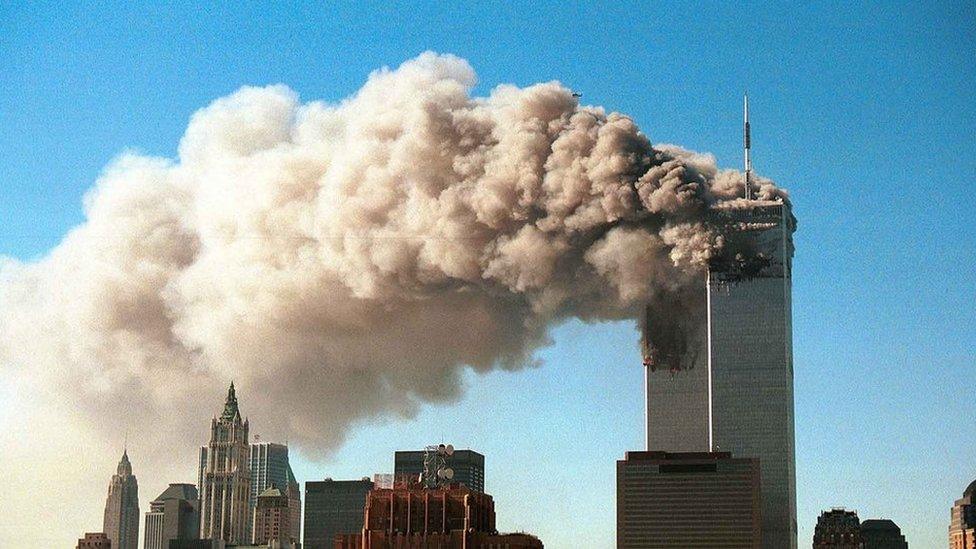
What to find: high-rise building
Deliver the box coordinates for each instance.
[860,519,908,549]
[144,483,200,549]
[616,451,760,548]
[645,199,797,549]
[335,480,543,548]
[394,448,485,493]
[103,450,140,549]
[248,442,301,543]
[252,486,298,546]
[950,479,976,549]
[198,382,251,543]
[77,532,112,549]
[813,508,861,548]
[303,478,373,549]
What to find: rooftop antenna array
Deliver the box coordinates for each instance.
[420,443,455,489]
[743,94,752,200]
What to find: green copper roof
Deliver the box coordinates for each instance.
[220,382,241,421]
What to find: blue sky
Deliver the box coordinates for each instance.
[2,1,974,547]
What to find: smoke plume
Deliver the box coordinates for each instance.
[0,52,787,458]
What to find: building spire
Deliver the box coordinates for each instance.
[221,381,241,421]
[743,93,752,200]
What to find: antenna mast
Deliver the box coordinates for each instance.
[743,94,751,200]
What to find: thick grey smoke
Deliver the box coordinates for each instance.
[0,52,787,455]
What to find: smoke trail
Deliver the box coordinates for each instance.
[0,52,788,456]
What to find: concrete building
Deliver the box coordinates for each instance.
[248,442,301,543]
[335,480,543,548]
[813,509,860,548]
[394,448,485,493]
[103,450,140,549]
[144,483,200,549]
[77,533,112,549]
[252,486,297,546]
[303,478,373,549]
[199,383,252,543]
[168,541,225,549]
[860,519,908,549]
[950,479,976,549]
[616,451,761,548]
[645,199,797,549]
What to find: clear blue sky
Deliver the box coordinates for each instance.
[2,2,974,547]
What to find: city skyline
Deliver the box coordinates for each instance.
[2,2,974,548]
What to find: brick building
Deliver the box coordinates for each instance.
[77,532,112,549]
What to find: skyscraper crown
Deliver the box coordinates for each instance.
[221,382,241,421]
[117,449,132,476]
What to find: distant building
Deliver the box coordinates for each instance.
[950,479,976,549]
[303,478,373,549]
[199,383,251,543]
[394,448,485,492]
[335,480,542,548]
[252,486,298,546]
[168,540,224,549]
[248,442,301,543]
[616,451,761,548]
[813,508,861,548]
[77,532,112,549]
[103,450,140,549]
[372,473,393,489]
[144,483,200,549]
[860,518,908,549]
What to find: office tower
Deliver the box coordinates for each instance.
[394,448,485,492]
[168,541,225,549]
[813,509,861,548]
[645,198,797,548]
[950,479,976,549]
[860,519,908,549]
[303,478,373,549]
[144,484,200,549]
[248,442,302,543]
[77,533,112,549]
[616,451,760,548]
[335,480,543,548]
[103,450,139,549]
[252,486,298,546]
[198,382,251,543]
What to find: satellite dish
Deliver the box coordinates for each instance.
[437,443,447,455]
[442,468,454,480]
[445,444,455,456]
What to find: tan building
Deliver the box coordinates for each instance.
[103,450,139,549]
[950,479,976,549]
[77,532,111,549]
[253,486,296,545]
[199,383,252,543]
[617,451,761,548]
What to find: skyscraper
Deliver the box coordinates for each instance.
[616,451,761,548]
[198,383,251,543]
[303,478,373,549]
[248,442,301,543]
[645,199,797,549]
[144,483,200,549]
[813,508,861,548]
[252,486,297,546]
[394,448,485,493]
[860,519,908,549]
[950,479,976,549]
[103,449,140,549]
[76,533,112,549]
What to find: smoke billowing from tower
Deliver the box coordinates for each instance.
[0,52,789,455]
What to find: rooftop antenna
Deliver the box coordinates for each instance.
[743,94,752,200]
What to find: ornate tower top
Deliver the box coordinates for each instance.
[116,449,132,476]
[221,382,241,421]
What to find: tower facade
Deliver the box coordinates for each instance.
[144,483,200,549]
[304,478,374,549]
[248,442,301,543]
[103,450,140,549]
[394,448,485,493]
[645,200,797,549]
[198,383,251,543]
